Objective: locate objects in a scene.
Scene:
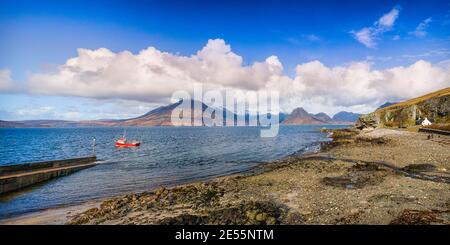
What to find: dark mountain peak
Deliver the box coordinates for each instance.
[283,107,327,125]
[290,107,310,117]
[312,112,332,122]
[332,111,361,122]
[137,101,182,119]
[314,112,328,117]
[137,99,209,119]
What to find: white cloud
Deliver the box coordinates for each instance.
[351,6,400,48]
[0,69,18,92]
[28,39,282,102]
[274,59,450,114]
[21,39,450,116]
[17,106,54,118]
[376,7,400,29]
[306,34,321,42]
[352,28,377,48]
[410,17,432,38]
[401,49,450,60]
[286,34,321,45]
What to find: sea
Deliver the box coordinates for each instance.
[0,125,346,218]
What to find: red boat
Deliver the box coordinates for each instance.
[115,137,141,147]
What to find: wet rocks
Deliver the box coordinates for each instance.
[390,209,449,225]
[322,129,392,150]
[401,163,436,173]
[67,195,143,225]
[284,212,304,224]
[322,163,388,189]
[354,136,391,145]
[150,182,225,209]
[157,201,285,225]
[67,182,225,225]
[355,113,379,129]
[334,210,363,224]
[368,194,417,205]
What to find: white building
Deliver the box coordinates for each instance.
[421,118,432,126]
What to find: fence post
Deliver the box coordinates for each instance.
[92,138,96,156]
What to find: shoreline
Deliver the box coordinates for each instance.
[0,150,322,224]
[2,127,450,224]
[0,132,330,223]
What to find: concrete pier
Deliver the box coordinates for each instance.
[0,156,97,195]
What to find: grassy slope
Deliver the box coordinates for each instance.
[377,87,450,112]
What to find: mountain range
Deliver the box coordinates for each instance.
[0,100,361,128]
[282,108,359,125]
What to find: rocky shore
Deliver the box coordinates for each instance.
[3,127,450,225]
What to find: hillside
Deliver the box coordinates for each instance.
[332,111,361,123]
[356,87,450,129]
[282,108,331,125]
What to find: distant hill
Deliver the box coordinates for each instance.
[19,120,79,127]
[95,99,233,126]
[1,101,361,128]
[0,120,25,128]
[282,108,361,125]
[377,102,396,109]
[332,111,362,123]
[0,120,80,128]
[313,112,332,122]
[0,100,213,128]
[278,112,288,123]
[113,100,189,126]
[282,108,331,125]
[357,87,450,129]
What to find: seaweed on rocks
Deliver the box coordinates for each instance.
[157,201,286,225]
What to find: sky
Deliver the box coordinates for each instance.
[0,0,449,120]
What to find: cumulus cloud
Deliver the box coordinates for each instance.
[23,39,450,115]
[351,6,400,48]
[275,59,450,113]
[28,39,283,102]
[410,17,432,38]
[0,69,18,92]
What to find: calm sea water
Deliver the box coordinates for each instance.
[0,125,345,218]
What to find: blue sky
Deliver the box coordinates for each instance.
[0,0,449,120]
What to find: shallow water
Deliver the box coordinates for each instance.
[0,125,345,218]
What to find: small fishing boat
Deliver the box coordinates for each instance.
[115,137,141,147]
[115,129,141,147]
